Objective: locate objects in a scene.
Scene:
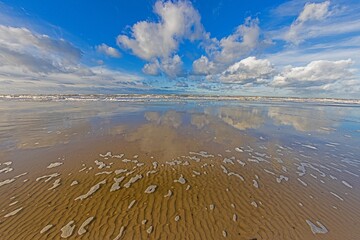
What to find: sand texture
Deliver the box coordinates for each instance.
[0,101,360,239]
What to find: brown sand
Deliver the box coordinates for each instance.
[0,115,360,240]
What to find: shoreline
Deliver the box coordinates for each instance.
[1,94,360,105]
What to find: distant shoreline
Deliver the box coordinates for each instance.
[1,94,359,104]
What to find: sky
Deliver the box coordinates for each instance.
[0,0,360,98]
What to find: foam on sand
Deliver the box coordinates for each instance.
[306,220,328,234]
[330,192,344,201]
[70,180,79,186]
[297,178,308,187]
[146,226,153,234]
[40,224,53,234]
[48,178,61,190]
[95,171,112,176]
[47,162,63,169]
[110,177,125,192]
[276,175,289,183]
[152,162,158,169]
[223,158,234,164]
[75,179,107,200]
[124,174,142,188]
[36,173,60,182]
[113,154,124,159]
[237,160,245,166]
[235,147,243,152]
[164,190,172,197]
[128,200,136,209]
[94,160,106,169]
[114,169,128,175]
[174,175,186,184]
[100,152,112,158]
[60,220,76,238]
[342,180,353,188]
[220,165,228,174]
[146,170,158,176]
[4,207,23,217]
[78,216,95,235]
[9,201,18,206]
[14,172,28,178]
[302,144,317,150]
[0,178,16,187]
[253,180,259,188]
[0,167,13,174]
[228,172,244,181]
[264,169,276,175]
[189,151,214,158]
[113,226,125,240]
[144,185,157,194]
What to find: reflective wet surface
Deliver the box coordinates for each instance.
[0,99,359,239]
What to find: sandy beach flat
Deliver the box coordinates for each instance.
[0,101,359,239]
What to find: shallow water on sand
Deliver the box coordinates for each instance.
[0,99,359,239]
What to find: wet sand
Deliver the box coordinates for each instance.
[0,100,360,239]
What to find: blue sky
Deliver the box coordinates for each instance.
[0,0,359,98]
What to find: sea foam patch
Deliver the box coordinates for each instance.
[75,180,107,200]
[306,220,328,234]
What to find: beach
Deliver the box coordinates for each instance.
[0,98,359,239]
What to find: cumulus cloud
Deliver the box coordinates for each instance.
[117,1,266,80]
[117,0,204,60]
[209,17,261,64]
[160,55,184,78]
[272,59,354,88]
[142,55,183,78]
[219,57,274,84]
[192,17,264,76]
[142,60,160,76]
[192,55,217,75]
[117,0,203,78]
[285,1,331,44]
[96,43,121,58]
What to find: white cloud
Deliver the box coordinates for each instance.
[285,1,331,44]
[192,55,217,75]
[142,55,183,78]
[219,57,274,84]
[192,17,264,77]
[272,59,354,88]
[96,43,121,58]
[0,25,145,93]
[142,60,160,76]
[297,1,331,22]
[161,55,184,78]
[0,25,82,73]
[117,0,203,78]
[210,17,261,64]
[117,0,203,60]
[0,64,146,94]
